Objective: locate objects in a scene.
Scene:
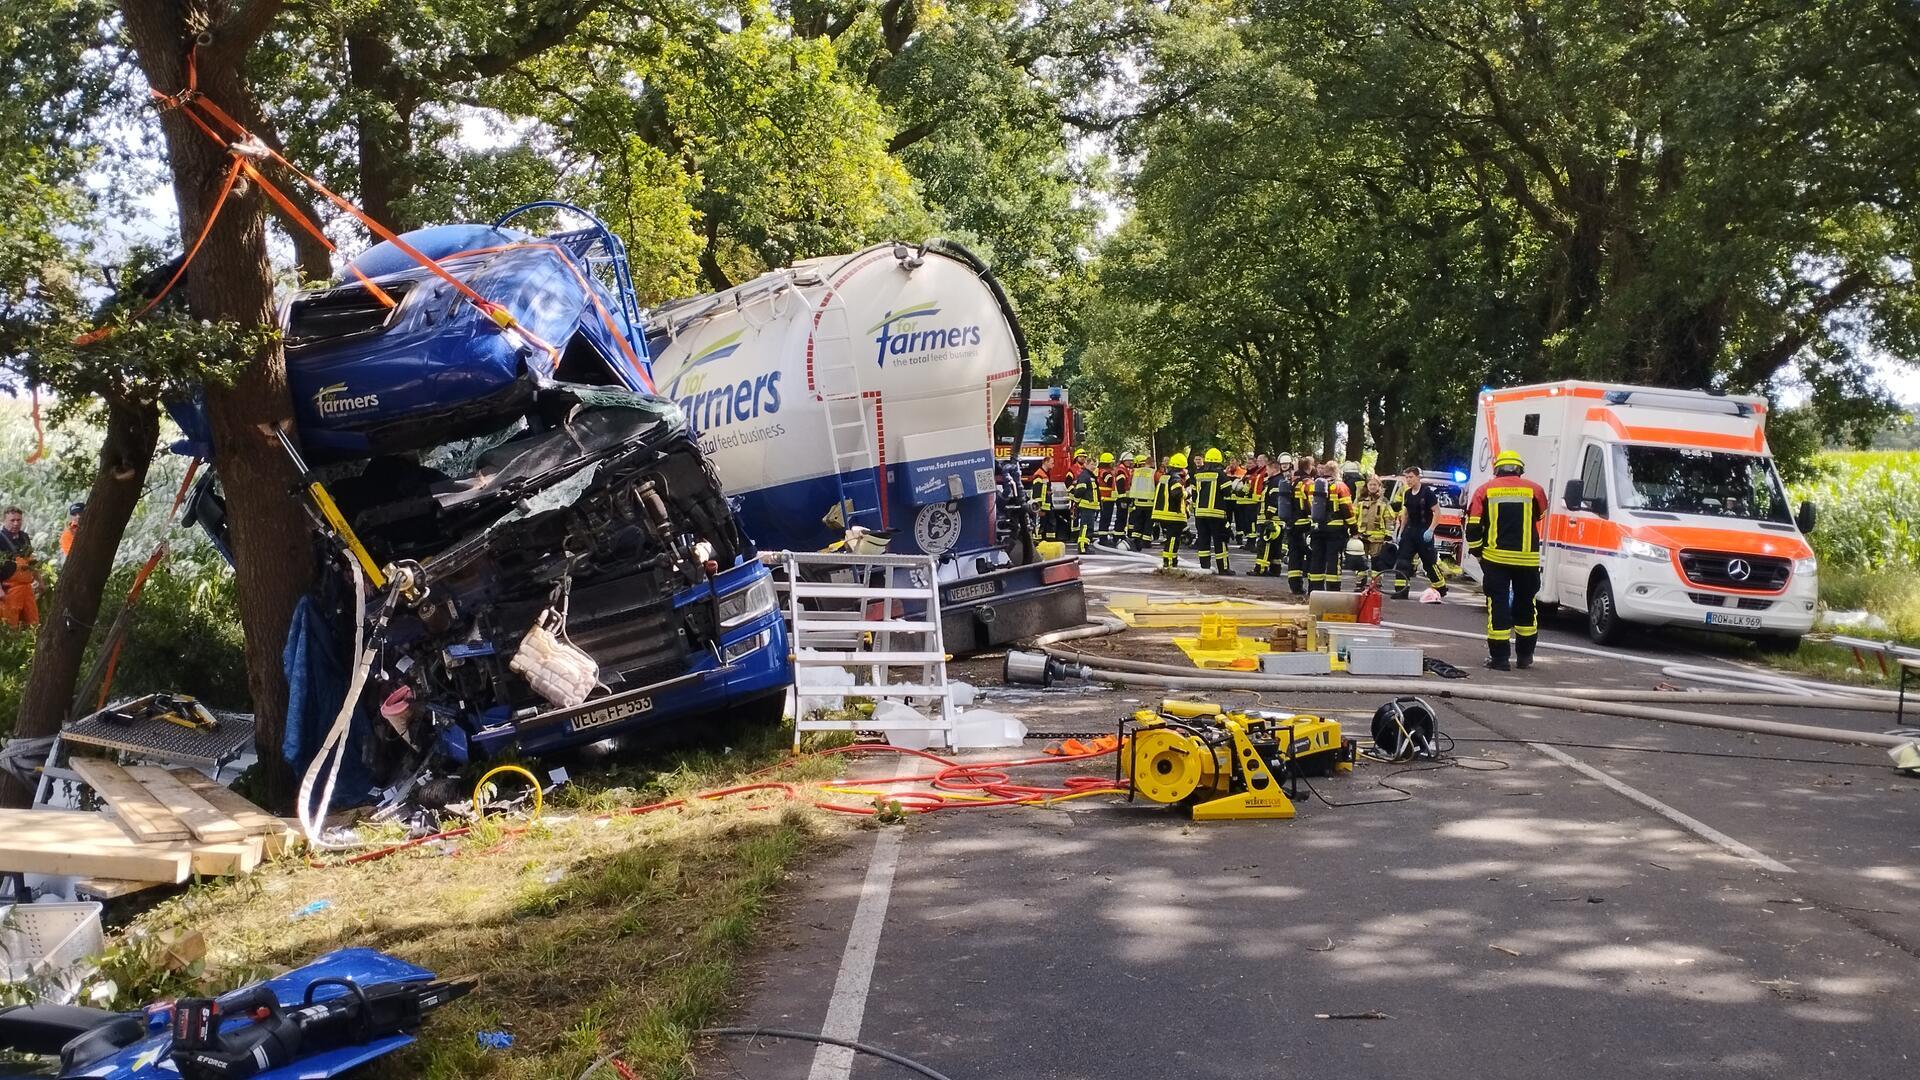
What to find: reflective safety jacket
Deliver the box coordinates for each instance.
[1072,466,1100,510]
[1191,464,1229,519]
[1152,470,1188,521]
[1259,471,1288,522]
[1307,478,1356,528]
[1225,466,1254,507]
[1356,496,1395,541]
[1465,475,1548,567]
[1029,466,1054,510]
[1095,465,1120,502]
[1129,467,1157,506]
[1291,475,1315,526]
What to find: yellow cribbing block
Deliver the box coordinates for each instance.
[1160,700,1223,718]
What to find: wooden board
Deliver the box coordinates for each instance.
[74,877,166,899]
[0,809,191,882]
[185,836,263,877]
[69,758,191,843]
[122,766,248,843]
[164,769,282,836]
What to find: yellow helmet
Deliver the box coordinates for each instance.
[1099,451,1115,465]
[1494,449,1525,474]
[1133,452,1149,465]
[1204,447,1223,464]
[1169,452,1189,469]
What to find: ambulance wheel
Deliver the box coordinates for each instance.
[1586,576,1624,645]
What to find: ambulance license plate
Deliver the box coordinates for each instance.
[1704,611,1762,630]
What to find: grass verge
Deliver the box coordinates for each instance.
[95,728,859,1079]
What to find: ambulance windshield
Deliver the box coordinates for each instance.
[1611,445,1792,523]
[996,402,1064,446]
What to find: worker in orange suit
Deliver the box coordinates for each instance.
[1,506,41,629]
[59,501,83,560]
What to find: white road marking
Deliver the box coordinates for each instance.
[1527,741,1794,874]
[807,825,905,1080]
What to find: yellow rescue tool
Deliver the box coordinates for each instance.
[1118,699,1354,821]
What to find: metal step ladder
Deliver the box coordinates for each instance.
[782,551,953,749]
[809,304,883,530]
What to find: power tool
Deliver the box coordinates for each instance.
[170,972,471,1079]
[1117,699,1355,821]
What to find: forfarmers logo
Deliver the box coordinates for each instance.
[868,302,982,367]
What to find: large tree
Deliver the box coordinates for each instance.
[1084,0,1920,464]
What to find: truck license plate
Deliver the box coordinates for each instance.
[571,694,654,732]
[1704,611,1762,630]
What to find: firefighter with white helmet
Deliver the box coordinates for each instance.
[1465,449,1549,670]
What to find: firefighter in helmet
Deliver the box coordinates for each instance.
[1191,447,1233,574]
[1465,450,1549,670]
[1070,450,1100,555]
[1152,452,1191,569]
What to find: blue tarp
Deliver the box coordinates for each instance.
[281,594,376,810]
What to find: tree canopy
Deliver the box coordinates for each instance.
[1081,0,1920,466]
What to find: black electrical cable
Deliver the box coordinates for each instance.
[700,1028,959,1080]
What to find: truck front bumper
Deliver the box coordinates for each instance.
[495,609,793,756]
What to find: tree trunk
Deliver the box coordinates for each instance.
[0,398,159,807]
[347,32,419,232]
[121,0,311,806]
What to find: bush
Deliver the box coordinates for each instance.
[0,556,246,737]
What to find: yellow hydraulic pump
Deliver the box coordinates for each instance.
[1118,699,1355,821]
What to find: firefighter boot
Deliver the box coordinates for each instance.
[1515,635,1537,670]
[1485,639,1511,671]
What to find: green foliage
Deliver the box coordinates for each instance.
[1083,1,1920,461]
[1789,451,1920,576]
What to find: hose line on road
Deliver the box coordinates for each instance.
[1029,619,1914,751]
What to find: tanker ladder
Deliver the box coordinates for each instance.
[782,550,955,750]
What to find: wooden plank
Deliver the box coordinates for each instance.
[69,758,190,843]
[164,769,282,836]
[75,877,166,900]
[184,836,262,877]
[0,809,191,883]
[122,766,248,843]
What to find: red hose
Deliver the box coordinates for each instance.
[332,744,1121,865]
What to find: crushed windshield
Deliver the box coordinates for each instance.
[995,402,1064,446]
[1611,445,1792,523]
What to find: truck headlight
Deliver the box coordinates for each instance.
[723,628,772,663]
[1623,537,1670,562]
[717,576,778,628]
[1793,555,1817,575]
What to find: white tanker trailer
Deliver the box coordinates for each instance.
[642,240,1087,652]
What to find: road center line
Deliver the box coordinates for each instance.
[807,824,904,1080]
[1527,741,1793,874]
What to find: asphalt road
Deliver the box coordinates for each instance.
[710,550,1920,1080]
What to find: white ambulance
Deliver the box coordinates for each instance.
[1467,381,1820,647]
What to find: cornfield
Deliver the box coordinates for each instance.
[1789,451,1920,574]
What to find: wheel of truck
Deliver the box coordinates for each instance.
[1586,575,1624,645]
[1752,634,1803,654]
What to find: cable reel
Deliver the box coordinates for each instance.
[1371,697,1439,760]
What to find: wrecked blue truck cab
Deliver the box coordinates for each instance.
[174,207,792,787]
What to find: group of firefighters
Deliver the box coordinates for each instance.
[1023,450,1450,598]
[1023,447,1550,671]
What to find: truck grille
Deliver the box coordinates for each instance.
[1677,550,1790,592]
[1687,592,1724,607]
[563,573,691,687]
[1736,597,1774,611]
